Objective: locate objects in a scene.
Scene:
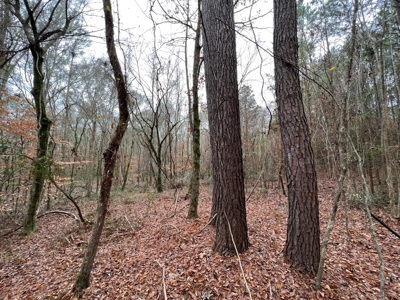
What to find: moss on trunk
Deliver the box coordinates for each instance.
[21,45,51,236]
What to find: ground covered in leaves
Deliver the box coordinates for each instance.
[1,181,400,299]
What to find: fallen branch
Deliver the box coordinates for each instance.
[124,216,136,230]
[37,210,79,221]
[197,213,217,233]
[1,210,80,237]
[107,231,136,242]
[224,212,253,300]
[1,225,23,237]
[315,174,345,289]
[370,212,400,239]
[155,260,168,300]
[161,223,180,234]
[165,187,180,220]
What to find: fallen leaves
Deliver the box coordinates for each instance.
[0,182,399,299]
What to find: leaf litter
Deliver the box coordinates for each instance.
[0,181,399,299]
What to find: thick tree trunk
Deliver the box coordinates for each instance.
[21,46,52,236]
[73,0,130,296]
[187,0,202,219]
[274,0,320,274]
[203,0,249,255]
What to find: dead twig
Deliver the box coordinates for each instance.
[350,140,385,300]
[197,213,217,233]
[124,216,135,230]
[1,210,80,237]
[246,171,263,202]
[161,223,180,234]
[224,212,253,300]
[155,260,168,300]
[37,210,79,221]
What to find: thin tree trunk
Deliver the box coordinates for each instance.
[316,0,359,288]
[373,40,396,216]
[156,152,163,192]
[184,0,193,134]
[121,139,134,191]
[351,141,386,300]
[73,0,130,296]
[393,0,400,26]
[187,0,202,219]
[86,119,97,197]
[388,25,400,218]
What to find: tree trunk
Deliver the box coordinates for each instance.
[274,0,320,274]
[316,0,359,288]
[73,0,130,296]
[187,0,202,219]
[156,158,163,192]
[121,139,134,191]
[0,3,11,90]
[21,45,52,236]
[86,119,97,197]
[393,0,400,26]
[370,13,396,216]
[203,0,249,255]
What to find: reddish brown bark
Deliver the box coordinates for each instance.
[273,0,320,274]
[202,0,249,255]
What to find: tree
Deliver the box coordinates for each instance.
[73,0,130,296]
[202,0,249,255]
[316,0,360,288]
[5,0,84,235]
[273,0,320,274]
[130,67,182,193]
[0,2,12,91]
[393,0,400,25]
[238,84,265,182]
[187,0,202,219]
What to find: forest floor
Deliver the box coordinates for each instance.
[0,181,400,299]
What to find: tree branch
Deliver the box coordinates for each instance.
[49,175,89,224]
[370,212,400,239]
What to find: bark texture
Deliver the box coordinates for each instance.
[9,0,72,236]
[187,0,202,219]
[273,0,320,274]
[202,0,249,255]
[21,44,52,235]
[0,2,11,89]
[73,0,130,296]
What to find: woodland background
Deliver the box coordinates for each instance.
[1,0,400,299]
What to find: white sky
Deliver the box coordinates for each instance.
[84,0,275,108]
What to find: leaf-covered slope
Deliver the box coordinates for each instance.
[1,183,399,299]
